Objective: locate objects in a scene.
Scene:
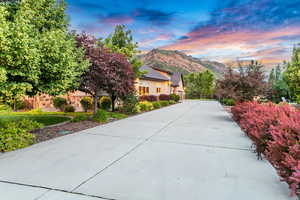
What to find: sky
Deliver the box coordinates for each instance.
[67,0,300,66]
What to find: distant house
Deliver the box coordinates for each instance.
[136,65,185,99]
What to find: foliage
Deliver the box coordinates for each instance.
[0,0,88,107]
[133,104,141,113]
[53,97,67,111]
[0,104,11,112]
[268,65,290,103]
[170,93,180,102]
[109,112,128,120]
[139,95,158,102]
[103,25,145,78]
[232,101,300,196]
[76,33,135,113]
[99,96,112,111]
[159,100,170,107]
[138,101,153,111]
[169,100,176,104]
[64,105,75,112]
[220,98,235,106]
[80,97,93,112]
[152,101,161,109]
[215,61,268,102]
[71,114,89,122]
[120,93,139,113]
[0,114,70,126]
[284,46,300,101]
[159,94,170,101]
[185,70,215,99]
[92,109,108,123]
[0,119,41,152]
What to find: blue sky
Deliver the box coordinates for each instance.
[67,0,300,66]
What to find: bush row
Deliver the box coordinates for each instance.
[139,94,180,102]
[232,101,300,196]
[135,100,176,113]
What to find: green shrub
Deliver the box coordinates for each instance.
[9,119,43,131]
[64,105,75,112]
[80,97,93,112]
[152,101,161,109]
[53,97,68,111]
[0,126,35,152]
[159,101,170,107]
[109,112,128,120]
[71,115,89,122]
[169,100,176,104]
[133,104,141,113]
[100,96,112,111]
[121,93,139,113]
[92,109,108,123]
[0,104,12,113]
[170,94,180,102]
[138,101,153,111]
[0,119,41,152]
[221,98,236,106]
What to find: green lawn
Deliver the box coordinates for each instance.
[0,114,71,126]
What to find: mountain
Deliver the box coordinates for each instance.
[139,49,227,77]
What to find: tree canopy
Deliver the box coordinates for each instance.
[76,33,135,113]
[185,70,215,99]
[284,46,300,102]
[0,0,88,108]
[103,25,145,78]
[215,61,268,102]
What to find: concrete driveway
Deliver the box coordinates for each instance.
[0,100,296,200]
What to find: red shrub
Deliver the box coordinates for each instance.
[159,94,170,101]
[139,95,158,102]
[232,101,300,196]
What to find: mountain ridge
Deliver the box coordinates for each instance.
[139,49,227,77]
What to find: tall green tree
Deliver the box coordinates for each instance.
[185,70,215,99]
[0,0,88,110]
[284,46,300,101]
[103,25,145,78]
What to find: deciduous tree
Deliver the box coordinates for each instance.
[76,34,135,113]
[0,0,88,110]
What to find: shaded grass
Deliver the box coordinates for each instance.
[0,115,71,126]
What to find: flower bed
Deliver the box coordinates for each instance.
[232,101,300,196]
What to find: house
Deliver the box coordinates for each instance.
[26,65,185,111]
[136,65,185,99]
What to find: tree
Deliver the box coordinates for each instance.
[268,64,290,102]
[0,0,88,110]
[103,25,145,78]
[76,33,135,113]
[185,70,215,99]
[215,61,268,102]
[284,46,300,101]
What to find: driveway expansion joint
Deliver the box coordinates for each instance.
[71,103,196,192]
[0,180,116,200]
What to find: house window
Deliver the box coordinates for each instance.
[139,86,149,95]
[156,88,161,93]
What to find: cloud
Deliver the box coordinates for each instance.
[132,8,176,26]
[138,33,174,46]
[99,13,133,25]
[160,0,300,66]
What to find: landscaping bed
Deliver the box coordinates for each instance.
[231,101,300,197]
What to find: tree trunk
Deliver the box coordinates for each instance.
[13,98,17,112]
[111,94,116,112]
[93,96,99,115]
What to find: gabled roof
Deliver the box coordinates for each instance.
[140,65,170,81]
[171,72,183,87]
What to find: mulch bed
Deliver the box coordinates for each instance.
[31,120,101,143]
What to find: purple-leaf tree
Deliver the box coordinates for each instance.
[76,33,135,113]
